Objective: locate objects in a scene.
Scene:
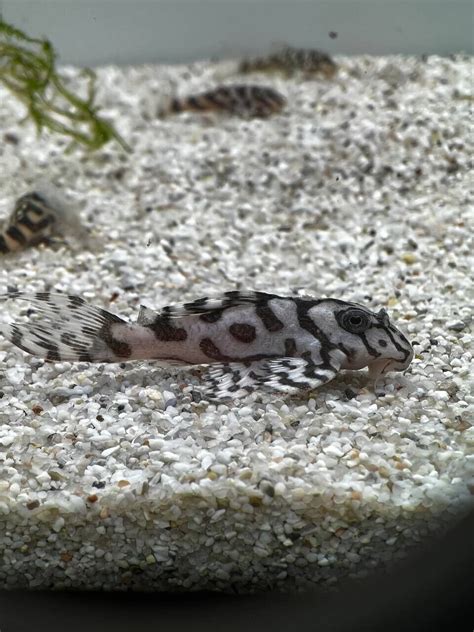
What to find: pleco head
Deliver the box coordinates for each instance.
[307,300,413,376]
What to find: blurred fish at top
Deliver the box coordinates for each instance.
[239,45,338,79]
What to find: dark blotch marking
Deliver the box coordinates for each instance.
[12,199,45,223]
[235,86,248,100]
[14,214,36,231]
[0,235,9,253]
[229,323,256,343]
[199,343,275,364]
[6,225,27,245]
[170,98,183,113]
[21,214,53,233]
[295,300,336,367]
[21,200,46,216]
[256,304,284,332]
[295,299,346,370]
[22,192,46,205]
[148,317,187,342]
[231,369,242,384]
[187,96,207,111]
[205,91,229,108]
[199,310,223,323]
[213,86,233,101]
[284,338,297,356]
[200,337,228,361]
[100,323,132,358]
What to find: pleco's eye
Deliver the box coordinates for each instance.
[340,309,371,334]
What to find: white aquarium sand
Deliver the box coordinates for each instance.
[0,54,472,592]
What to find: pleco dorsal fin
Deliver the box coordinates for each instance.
[137,291,281,321]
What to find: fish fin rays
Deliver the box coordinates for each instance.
[0,291,127,362]
[199,357,339,400]
[137,291,281,321]
[258,357,339,394]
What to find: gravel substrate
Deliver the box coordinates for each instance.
[0,54,472,592]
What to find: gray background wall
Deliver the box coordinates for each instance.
[1,0,473,66]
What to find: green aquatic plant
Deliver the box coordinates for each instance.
[0,17,130,152]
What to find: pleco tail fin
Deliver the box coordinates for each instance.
[0,291,134,363]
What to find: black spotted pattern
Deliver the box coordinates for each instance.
[199,310,223,323]
[256,303,285,332]
[373,323,411,363]
[200,337,228,361]
[5,225,27,246]
[229,323,256,343]
[295,300,335,367]
[99,323,132,358]
[148,317,187,342]
[239,46,336,77]
[167,85,285,118]
[337,342,356,362]
[357,332,381,358]
[284,338,297,356]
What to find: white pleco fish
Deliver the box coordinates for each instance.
[0,290,413,401]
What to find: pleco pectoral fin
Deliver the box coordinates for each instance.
[200,357,339,400]
[199,361,268,400]
[257,357,339,394]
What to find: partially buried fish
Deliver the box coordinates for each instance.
[0,183,89,255]
[159,84,286,119]
[0,290,413,401]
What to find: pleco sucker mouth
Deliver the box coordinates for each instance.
[368,358,394,381]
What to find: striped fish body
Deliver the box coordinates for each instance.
[0,290,413,401]
[160,85,286,119]
[0,192,56,254]
[239,46,337,78]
